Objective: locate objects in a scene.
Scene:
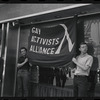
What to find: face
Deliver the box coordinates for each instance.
[79,44,88,54]
[20,49,27,56]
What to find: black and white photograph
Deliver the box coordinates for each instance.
[0,4,99,98]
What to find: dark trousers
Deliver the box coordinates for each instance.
[88,71,97,97]
[56,75,61,87]
[73,75,88,97]
[61,74,66,87]
[17,69,29,97]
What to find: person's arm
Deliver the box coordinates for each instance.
[72,57,93,71]
[17,58,28,68]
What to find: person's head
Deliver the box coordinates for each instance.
[20,47,27,56]
[79,42,88,54]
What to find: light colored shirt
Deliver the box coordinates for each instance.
[74,53,93,76]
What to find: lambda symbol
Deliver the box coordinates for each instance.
[55,24,75,54]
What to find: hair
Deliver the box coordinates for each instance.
[79,42,88,47]
[20,47,27,52]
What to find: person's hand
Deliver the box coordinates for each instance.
[72,57,77,64]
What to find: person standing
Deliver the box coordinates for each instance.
[54,68,61,87]
[60,67,67,88]
[87,44,99,97]
[72,42,93,97]
[88,56,98,97]
[17,47,30,97]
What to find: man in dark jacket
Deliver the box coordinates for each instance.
[87,43,99,97]
[54,68,61,87]
[60,67,67,87]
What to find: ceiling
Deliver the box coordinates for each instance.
[0,4,100,25]
[19,4,100,26]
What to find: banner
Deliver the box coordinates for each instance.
[28,19,76,67]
